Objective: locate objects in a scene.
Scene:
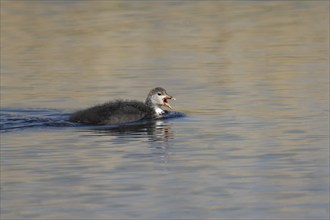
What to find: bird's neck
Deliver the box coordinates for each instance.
[153,106,165,116]
[146,99,164,116]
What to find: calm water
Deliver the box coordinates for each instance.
[1,1,329,219]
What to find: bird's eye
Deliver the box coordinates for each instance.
[157,92,162,96]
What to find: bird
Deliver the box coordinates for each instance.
[69,87,176,125]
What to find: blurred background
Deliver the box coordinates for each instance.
[1,1,329,219]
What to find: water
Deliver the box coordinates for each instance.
[1,1,329,219]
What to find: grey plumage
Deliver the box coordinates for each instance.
[69,100,154,125]
[69,87,174,125]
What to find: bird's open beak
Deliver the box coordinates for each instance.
[163,95,175,110]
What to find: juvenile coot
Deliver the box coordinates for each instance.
[69,87,176,125]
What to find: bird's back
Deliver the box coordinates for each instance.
[69,100,154,125]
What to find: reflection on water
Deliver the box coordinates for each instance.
[1,1,329,219]
[93,121,174,142]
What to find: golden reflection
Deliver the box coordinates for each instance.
[2,1,328,115]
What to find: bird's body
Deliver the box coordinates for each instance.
[69,100,154,125]
[69,87,175,125]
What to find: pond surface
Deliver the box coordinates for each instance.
[1,1,329,219]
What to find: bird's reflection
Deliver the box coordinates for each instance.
[75,114,186,165]
[89,119,174,143]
